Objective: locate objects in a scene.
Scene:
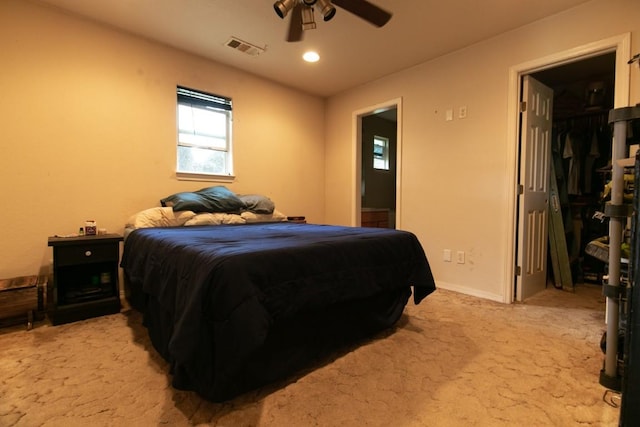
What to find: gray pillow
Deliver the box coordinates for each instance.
[239,194,275,214]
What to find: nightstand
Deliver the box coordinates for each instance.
[47,234,123,325]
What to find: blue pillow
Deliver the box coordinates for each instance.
[196,186,245,213]
[161,186,245,213]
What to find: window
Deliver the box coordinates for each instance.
[373,136,389,170]
[176,86,233,179]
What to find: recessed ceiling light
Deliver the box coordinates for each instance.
[303,51,320,63]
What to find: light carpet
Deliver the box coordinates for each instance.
[0,285,620,426]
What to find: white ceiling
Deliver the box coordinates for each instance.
[33,0,592,97]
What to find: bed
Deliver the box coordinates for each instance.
[120,187,436,402]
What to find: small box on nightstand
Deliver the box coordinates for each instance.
[287,216,306,224]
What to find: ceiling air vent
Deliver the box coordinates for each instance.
[225,37,265,57]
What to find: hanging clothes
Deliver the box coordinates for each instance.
[564,132,581,195]
[584,131,601,194]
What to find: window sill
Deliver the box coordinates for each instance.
[175,172,236,183]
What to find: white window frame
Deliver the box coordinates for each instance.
[176,86,234,182]
[373,135,390,170]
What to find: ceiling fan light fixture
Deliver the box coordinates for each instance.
[273,0,297,19]
[276,0,392,42]
[303,51,320,63]
[316,0,336,21]
[301,5,316,30]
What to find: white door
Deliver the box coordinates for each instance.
[516,76,554,301]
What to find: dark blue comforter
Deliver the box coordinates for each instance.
[121,222,436,400]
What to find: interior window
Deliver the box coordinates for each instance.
[373,136,389,170]
[176,86,233,179]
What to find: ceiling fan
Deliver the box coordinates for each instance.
[273,0,392,42]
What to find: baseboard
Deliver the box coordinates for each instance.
[435,281,506,303]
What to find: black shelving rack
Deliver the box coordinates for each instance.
[605,105,640,426]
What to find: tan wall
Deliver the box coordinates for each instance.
[325,0,640,301]
[0,0,325,279]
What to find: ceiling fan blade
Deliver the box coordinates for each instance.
[287,3,304,42]
[332,0,392,27]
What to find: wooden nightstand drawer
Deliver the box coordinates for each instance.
[55,243,118,266]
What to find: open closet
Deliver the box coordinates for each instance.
[531,52,616,287]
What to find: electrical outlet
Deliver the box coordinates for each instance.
[443,249,452,262]
[459,106,467,119]
[445,109,453,121]
[456,251,465,264]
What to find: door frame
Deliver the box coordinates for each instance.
[352,98,403,227]
[504,33,631,303]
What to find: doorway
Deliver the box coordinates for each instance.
[508,33,631,303]
[354,99,402,229]
[532,53,616,288]
[361,108,397,228]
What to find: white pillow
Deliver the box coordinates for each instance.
[125,207,196,229]
[241,210,287,223]
[184,212,246,226]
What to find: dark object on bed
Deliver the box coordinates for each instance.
[161,185,245,213]
[160,185,277,215]
[121,222,436,402]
